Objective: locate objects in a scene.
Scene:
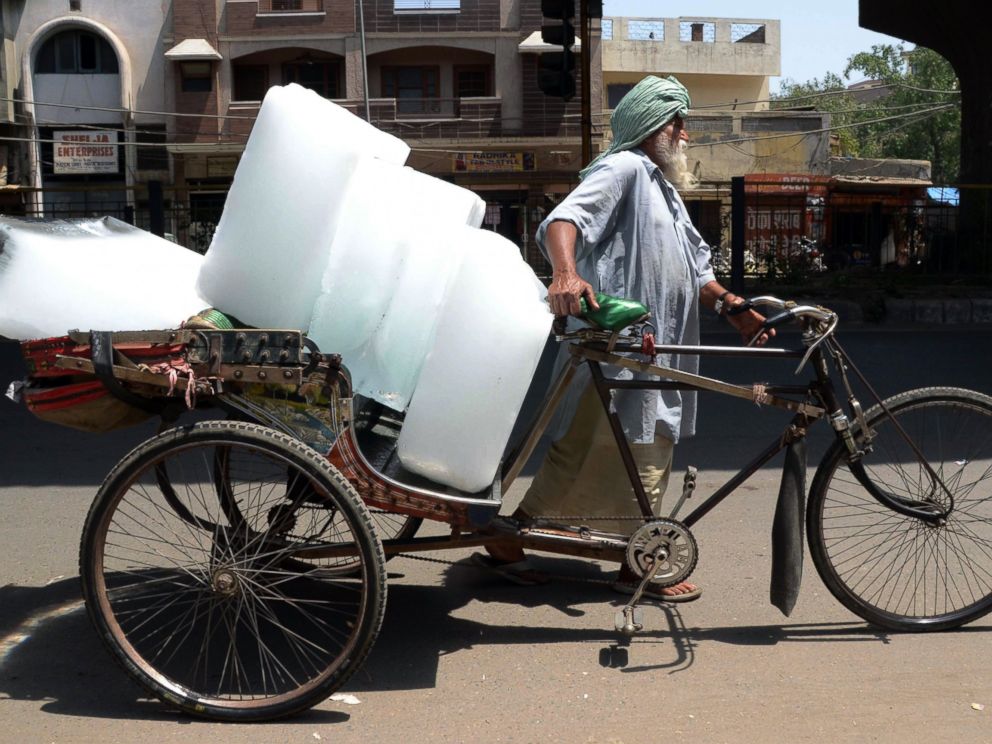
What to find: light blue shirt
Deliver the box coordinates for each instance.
[536,148,716,444]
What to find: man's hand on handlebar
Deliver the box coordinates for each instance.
[548,270,599,317]
[727,305,775,347]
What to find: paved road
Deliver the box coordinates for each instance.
[2,328,991,743]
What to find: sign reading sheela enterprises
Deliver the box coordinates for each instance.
[53,131,119,175]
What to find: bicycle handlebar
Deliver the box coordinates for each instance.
[748,296,836,328]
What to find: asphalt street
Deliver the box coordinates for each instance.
[1,327,991,743]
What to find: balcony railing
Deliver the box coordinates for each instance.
[221,97,504,140]
[393,97,460,118]
[257,0,324,14]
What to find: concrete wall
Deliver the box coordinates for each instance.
[601,16,778,113]
[1,0,21,122]
[630,111,833,182]
[603,17,780,76]
[34,74,121,124]
[603,71,769,112]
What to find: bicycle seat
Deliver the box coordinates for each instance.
[578,293,650,332]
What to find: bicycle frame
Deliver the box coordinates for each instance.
[498,316,951,536]
[499,330,827,531]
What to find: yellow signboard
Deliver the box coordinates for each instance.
[453,151,535,173]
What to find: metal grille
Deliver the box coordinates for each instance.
[393,0,460,11]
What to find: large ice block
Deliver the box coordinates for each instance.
[365,228,464,408]
[397,229,552,492]
[0,217,206,340]
[196,84,410,330]
[307,158,484,408]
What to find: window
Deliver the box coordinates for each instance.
[282,60,341,98]
[601,19,613,40]
[607,83,634,109]
[627,20,664,41]
[454,66,491,98]
[731,23,765,43]
[233,64,270,101]
[393,0,459,12]
[181,62,213,93]
[679,21,714,42]
[35,30,119,74]
[257,0,324,11]
[382,66,440,114]
[136,125,169,171]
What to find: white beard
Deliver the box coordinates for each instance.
[652,138,697,191]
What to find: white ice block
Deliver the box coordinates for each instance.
[397,229,552,492]
[0,217,207,340]
[307,159,484,408]
[196,84,410,330]
[365,228,464,408]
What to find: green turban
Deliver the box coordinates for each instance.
[579,75,690,179]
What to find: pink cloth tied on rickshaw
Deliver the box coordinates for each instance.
[142,359,197,409]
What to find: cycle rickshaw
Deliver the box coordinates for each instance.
[14,296,992,721]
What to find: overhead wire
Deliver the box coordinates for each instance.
[0,79,961,128]
[0,89,961,167]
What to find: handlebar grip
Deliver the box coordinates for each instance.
[762,309,797,330]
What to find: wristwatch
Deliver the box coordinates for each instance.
[714,290,733,316]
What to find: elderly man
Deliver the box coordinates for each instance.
[479,76,771,600]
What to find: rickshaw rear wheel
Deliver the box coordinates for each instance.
[79,420,386,722]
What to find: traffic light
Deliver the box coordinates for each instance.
[538,0,575,101]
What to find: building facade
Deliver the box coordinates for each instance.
[2,0,607,263]
[9,4,918,273]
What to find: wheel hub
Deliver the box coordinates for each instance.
[212,568,240,596]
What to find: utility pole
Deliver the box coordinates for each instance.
[581,0,601,167]
[580,3,591,165]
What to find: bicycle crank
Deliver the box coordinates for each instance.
[615,518,698,637]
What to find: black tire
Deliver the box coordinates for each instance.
[807,387,992,631]
[79,420,387,721]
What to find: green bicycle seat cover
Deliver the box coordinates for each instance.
[577,293,650,331]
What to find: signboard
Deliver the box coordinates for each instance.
[453,151,535,173]
[745,207,806,258]
[53,130,119,175]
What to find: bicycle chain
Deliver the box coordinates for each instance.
[372,510,669,587]
[368,508,649,522]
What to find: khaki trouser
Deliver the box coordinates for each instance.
[518,384,674,535]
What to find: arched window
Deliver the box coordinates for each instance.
[35,30,119,74]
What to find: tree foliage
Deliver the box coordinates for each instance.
[772,44,960,183]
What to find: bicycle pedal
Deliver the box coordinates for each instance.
[668,466,698,519]
[614,606,644,636]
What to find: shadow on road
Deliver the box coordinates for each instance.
[0,579,348,724]
[4,565,992,721]
[349,556,945,692]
